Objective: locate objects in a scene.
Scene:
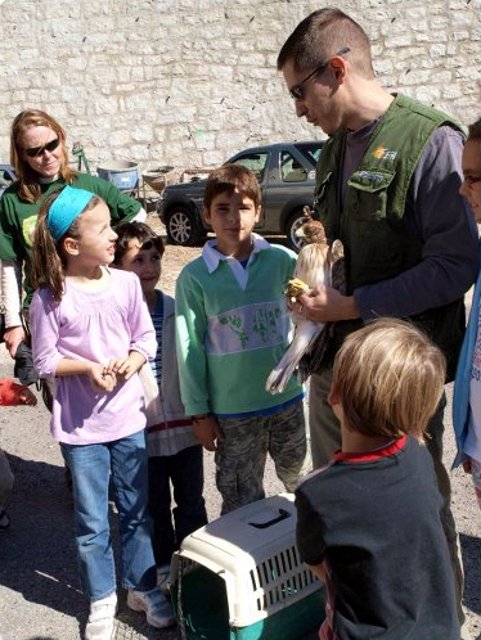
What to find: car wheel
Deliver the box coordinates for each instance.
[286,209,309,252]
[165,206,206,246]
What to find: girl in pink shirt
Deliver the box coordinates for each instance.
[29,186,174,640]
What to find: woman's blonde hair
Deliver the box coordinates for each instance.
[11,109,76,204]
[332,318,446,441]
[30,191,101,302]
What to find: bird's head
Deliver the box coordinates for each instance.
[295,210,327,247]
[296,220,327,246]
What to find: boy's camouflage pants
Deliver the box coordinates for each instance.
[215,400,306,514]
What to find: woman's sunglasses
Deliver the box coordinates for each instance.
[23,137,60,158]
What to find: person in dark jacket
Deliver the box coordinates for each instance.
[278,8,478,627]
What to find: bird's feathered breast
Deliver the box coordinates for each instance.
[294,242,332,289]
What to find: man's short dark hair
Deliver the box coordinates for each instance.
[277,8,374,79]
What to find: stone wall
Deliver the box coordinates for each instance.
[0,0,480,174]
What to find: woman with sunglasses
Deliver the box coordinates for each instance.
[0,109,146,359]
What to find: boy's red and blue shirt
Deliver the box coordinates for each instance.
[295,435,459,640]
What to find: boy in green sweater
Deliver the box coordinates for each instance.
[175,164,306,514]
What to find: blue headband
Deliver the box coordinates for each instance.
[47,186,94,242]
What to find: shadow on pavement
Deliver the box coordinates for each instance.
[460,532,481,616]
[0,452,84,634]
[0,452,178,640]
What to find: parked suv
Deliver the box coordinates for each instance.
[0,164,16,198]
[157,141,323,251]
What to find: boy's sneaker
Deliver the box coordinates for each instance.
[85,592,117,640]
[156,564,171,595]
[127,587,175,628]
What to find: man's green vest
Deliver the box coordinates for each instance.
[314,93,465,380]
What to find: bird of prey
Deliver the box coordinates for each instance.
[266,211,344,394]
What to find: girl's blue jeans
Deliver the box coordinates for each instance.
[61,429,157,601]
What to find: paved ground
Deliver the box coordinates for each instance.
[0,234,480,639]
[0,344,288,640]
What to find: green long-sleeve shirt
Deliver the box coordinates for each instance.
[175,237,303,416]
[0,171,141,308]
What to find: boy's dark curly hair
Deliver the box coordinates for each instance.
[114,221,164,265]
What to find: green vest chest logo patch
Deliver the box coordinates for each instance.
[372,145,398,168]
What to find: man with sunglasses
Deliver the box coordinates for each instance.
[278,7,478,633]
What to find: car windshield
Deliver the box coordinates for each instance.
[294,142,323,166]
[232,153,269,183]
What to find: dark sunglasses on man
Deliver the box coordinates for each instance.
[23,137,60,159]
[289,47,350,101]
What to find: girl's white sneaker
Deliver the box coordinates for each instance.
[127,586,175,628]
[85,592,117,640]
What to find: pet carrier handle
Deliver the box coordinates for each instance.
[248,508,291,529]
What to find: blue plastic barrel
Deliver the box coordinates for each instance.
[97,160,139,190]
